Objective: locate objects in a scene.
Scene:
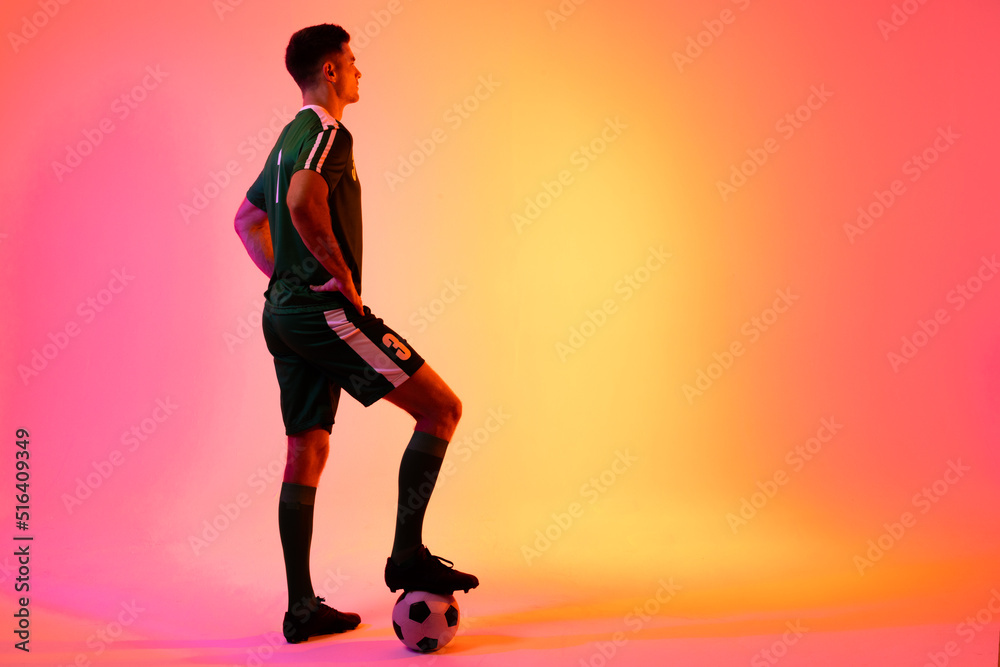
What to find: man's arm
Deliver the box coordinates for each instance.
[234,198,275,277]
[287,169,363,314]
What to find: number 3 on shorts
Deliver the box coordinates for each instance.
[383,333,412,360]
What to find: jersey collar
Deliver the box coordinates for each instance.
[299,104,340,130]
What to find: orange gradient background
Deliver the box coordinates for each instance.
[1,0,999,663]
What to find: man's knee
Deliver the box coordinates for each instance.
[287,430,329,459]
[287,445,327,468]
[440,393,461,428]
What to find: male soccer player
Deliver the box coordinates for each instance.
[233,23,478,644]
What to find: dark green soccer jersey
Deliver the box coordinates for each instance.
[247,105,363,312]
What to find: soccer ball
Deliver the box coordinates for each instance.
[391,591,460,652]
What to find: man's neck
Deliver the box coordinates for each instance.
[302,88,345,121]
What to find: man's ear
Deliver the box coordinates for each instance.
[323,62,335,81]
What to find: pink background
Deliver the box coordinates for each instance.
[2,0,999,664]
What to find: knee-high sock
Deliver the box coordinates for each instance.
[391,431,449,562]
[278,482,317,610]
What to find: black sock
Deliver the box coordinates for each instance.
[278,482,317,611]
[392,431,449,563]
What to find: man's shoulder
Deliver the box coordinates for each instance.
[289,109,353,153]
[297,105,341,132]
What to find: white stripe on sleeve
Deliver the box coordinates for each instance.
[304,127,338,172]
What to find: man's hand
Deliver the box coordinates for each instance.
[310,275,363,315]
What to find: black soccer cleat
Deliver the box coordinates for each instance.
[385,545,479,595]
[282,596,361,644]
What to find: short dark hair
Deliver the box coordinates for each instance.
[285,24,350,89]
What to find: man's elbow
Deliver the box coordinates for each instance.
[287,192,318,224]
[286,200,307,223]
[288,199,324,241]
[234,199,265,237]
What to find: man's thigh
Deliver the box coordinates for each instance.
[382,362,458,421]
[264,303,425,409]
[263,306,342,435]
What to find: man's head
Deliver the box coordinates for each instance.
[285,24,360,103]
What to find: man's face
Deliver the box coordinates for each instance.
[331,44,361,104]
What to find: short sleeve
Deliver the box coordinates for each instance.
[246,169,267,209]
[293,126,349,194]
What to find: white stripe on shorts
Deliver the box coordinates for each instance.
[323,308,410,388]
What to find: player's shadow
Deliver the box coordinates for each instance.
[114,626,521,664]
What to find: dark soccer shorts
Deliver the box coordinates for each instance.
[261,298,425,435]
